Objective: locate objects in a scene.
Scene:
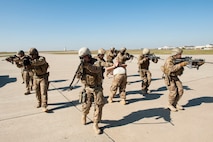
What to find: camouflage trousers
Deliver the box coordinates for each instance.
[82,86,105,123]
[110,74,127,99]
[22,70,33,93]
[34,73,49,108]
[164,76,183,106]
[139,69,151,91]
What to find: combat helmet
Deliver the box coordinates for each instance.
[78,47,91,58]
[120,47,126,53]
[171,48,183,56]
[110,47,115,51]
[29,48,39,56]
[98,48,106,55]
[143,48,150,55]
[17,50,25,57]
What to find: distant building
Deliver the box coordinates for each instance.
[204,44,213,50]
[158,46,174,50]
[194,46,205,50]
[180,46,195,49]
[157,44,213,50]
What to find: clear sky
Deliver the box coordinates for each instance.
[0,0,212,52]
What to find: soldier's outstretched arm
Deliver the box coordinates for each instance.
[84,63,101,73]
[31,56,46,66]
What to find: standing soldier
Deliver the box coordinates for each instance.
[106,47,117,63]
[116,47,132,64]
[15,50,34,95]
[106,47,117,77]
[161,48,188,112]
[106,61,127,105]
[77,47,105,134]
[94,48,113,79]
[28,48,49,112]
[138,48,158,95]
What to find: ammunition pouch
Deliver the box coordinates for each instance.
[79,89,87,103]
[176,67,184,76]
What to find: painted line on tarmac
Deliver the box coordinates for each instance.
[50,82,116,141]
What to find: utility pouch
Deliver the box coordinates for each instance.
[79,89,87,103]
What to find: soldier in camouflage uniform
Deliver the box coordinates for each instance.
[115,47,132,64]
[29,48,49,112]
[161,48,188,112]
[106,61,127,105]
[138,48,158,95]
[106,47,117,77]
[106,47,117,63]
[77,47,105,134]
[94,48,113,79]
[14,50,33,95]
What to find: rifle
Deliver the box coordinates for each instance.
[174,56,205,70]
[125,53,137,62]
[144,53,162,60]
[69,61,83,90]
[3,55,19,64]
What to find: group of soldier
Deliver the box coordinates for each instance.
[6,46,190,134]
[5,48,49,112]
[75,46,189,134]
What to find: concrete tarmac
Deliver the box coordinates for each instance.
[0,53,213,142]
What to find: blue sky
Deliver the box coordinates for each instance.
[0,0,212,52]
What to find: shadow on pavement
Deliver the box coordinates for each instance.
[48,85,81,92]
[127,92,163,104]
[0,75,17,88]
[48,99,80,112]
[127,74,139,77]
[49,79,67,83]
[183,96,213,107]
[128,80,142,84]
[128,78,162,84]
[102,107,173,130]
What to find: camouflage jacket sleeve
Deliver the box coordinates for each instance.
[100,60,113,67]
[93,56,113,67]
[84,62,102,73]
[31,56,46,66]
[164,56,183,73]
[138,54,148,64]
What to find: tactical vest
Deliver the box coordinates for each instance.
[81,58,102,87]
[138,55,150,70]
[33,57,49,76]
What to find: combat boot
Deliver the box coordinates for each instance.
[42,107,48,112]
[176,104,184,110]
[93,122,101,134]
[147,89,151,94]
[81,114,86,125]
[36,103,41,108]
[24,91,30,95]
[107,97,113,103]
[168,104,177,112]
[120,99,126,105]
